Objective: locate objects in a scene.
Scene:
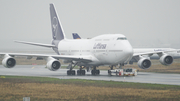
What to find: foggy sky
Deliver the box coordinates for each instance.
[0,0,180,51]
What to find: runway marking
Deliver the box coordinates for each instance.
[31,67,35,69]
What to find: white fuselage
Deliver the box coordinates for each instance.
[58,34,133,66]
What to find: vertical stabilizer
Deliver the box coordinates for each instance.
[50,4,66,40]
[72,33,81,39]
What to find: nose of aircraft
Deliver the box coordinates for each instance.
[123,41,134,62]
[125,45,133,56]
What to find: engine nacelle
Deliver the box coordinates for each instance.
[137,58,151,69]
[2,56,16,68]
[46,58,61,71]
[159,54,173,66]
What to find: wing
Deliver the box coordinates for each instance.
[0,53,94,63]
[130,49,180,69]
[131,49,180,63]
[133,49,180,57]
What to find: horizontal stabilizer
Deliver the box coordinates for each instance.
[14,40,56,48]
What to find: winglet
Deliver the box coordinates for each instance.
[50,3,66,40]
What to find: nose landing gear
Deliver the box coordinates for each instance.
[108,64,124,74]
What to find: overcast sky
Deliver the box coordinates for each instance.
[0,0,180,51]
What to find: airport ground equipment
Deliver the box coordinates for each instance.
[108,68,137,76]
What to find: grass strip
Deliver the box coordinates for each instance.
[1,75,180,101]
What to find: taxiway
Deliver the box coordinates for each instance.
[1,65,180,85]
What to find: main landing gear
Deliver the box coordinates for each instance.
[67,62,77,75]
[67,63,100,76]
[91,66,100,75]
[108,65,113,74]
[77,66,86,75]
[67,63,86,75]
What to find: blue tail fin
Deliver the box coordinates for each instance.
[72,33,81,39]
[50,4,65,40]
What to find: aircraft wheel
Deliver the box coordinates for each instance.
[77,70,86,75]
[82,70,85,75]
[96,70,100,75]
[67,70,70,75]
[71,70,76,75]
[77,70,80,75]
[91,70,95,75]
[91,70,100,75]
[67,70,76,75]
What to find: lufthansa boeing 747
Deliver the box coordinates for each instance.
[0,4,179,75]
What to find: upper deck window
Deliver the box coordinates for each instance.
[117,37,127,40]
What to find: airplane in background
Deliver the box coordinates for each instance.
[72,33,81,39]
[72,33,82,39]
[0,4,178,76]
[72,33,180,65]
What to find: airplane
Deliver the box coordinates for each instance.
[72,33,81,39]
[72,33,180,64]
[0,4,178,76]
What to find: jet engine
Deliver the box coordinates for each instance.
[2,55,16,68]
[137,58,151,69]
[46,57,61,71]
[159,54,173,66]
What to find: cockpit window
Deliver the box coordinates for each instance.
[117,37,127,40]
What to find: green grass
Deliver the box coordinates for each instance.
[1,75,180,90]
[1,75,180,101]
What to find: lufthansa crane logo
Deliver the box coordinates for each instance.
[52,17,58,39]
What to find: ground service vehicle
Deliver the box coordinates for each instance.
[108,68,137,76]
